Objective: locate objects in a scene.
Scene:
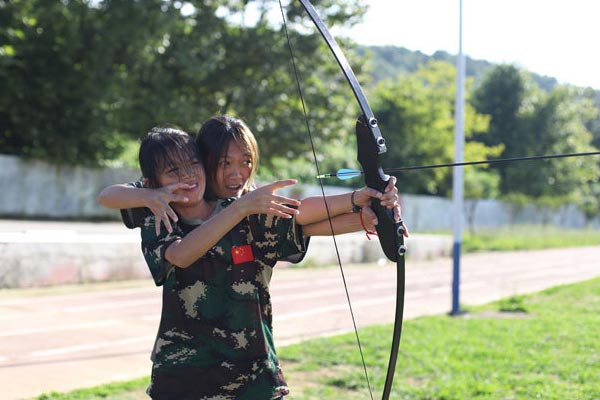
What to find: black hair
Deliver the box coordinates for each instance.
[139,126,199,188]
[196,115,258,200]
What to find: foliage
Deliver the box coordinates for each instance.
[371,60,499,196]
[0,0,367,171]
[471,65,600,200]
[0,0,177,166]
[2,1,599,213]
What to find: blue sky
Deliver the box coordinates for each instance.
[339,0,600,89]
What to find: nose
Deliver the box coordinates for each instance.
[228,164,242,178]
[178,164,196,180]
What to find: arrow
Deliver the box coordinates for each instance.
[317,151,600,180]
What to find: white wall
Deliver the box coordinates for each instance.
[1,154,598,229]
[0,154,138,219]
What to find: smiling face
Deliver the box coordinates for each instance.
[157,155,207,207]
[139,127,208,209]
[197,116,259,200]
[213,141,253,199]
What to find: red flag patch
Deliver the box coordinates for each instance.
[231,244,254,265]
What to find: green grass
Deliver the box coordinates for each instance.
[31,377,149,400]
[462,225,600,252]
[32,277,600,400]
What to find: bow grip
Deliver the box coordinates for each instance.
[355,116,402,262]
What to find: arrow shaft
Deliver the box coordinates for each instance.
[387,151,600,172]
[319,151,600,180]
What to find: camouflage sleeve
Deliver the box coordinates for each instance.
[139,214,181,286]
[119,180,152,229]
[255,213,309,261]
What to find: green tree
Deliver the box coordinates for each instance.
[470,64,529,192]
[0,0,176,165]
[0,0,367,177]
[371,60,499,196]
[508,85,599,198]
[472,65,599,200]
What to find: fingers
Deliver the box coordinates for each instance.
[266,205,299,219]
[259,179,298,191]
[362,177,408,238]
[166,207,179,224]
[380,177,399,209]
[250,180,301,208]
[164,183,190,203]
[401,221,410,238]
[239,184,301,217]
[271,195,301,208]
[155,217,161,237]
[151,204,177,235]
[353,187,382,207]
[385,176,397,192]
[154,213,174,236]
[266,199,301,218]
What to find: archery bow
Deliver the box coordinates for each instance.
[280,1,407,398]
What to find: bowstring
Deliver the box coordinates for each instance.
[277,2,375,399]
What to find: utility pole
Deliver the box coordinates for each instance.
[451,0,465,316]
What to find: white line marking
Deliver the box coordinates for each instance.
[64,298,158,312]
[31,335,155,358]
[276,295,397,321]
[0,320,121,337]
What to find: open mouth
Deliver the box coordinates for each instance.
[182,182,199,192]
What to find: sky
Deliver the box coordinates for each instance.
[337,0,600,89]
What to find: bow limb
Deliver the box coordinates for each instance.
[295,1,407,398]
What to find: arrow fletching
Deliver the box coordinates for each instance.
[316,168,362,180]
[335,168,362,180]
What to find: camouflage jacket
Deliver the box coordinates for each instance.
[128,198,306,400]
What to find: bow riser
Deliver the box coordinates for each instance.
[356,117,404,262]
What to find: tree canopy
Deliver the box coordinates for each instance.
[1,1,599,219]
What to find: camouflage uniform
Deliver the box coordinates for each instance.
[125,197,306,400]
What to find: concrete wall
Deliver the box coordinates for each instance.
[0,227,452,289]
[0,154,138,219]
[1,154,598,289]
[1,154,599,229]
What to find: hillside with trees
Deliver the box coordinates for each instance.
[360,45,560,91]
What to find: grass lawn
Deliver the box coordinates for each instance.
[462,225,600,252]
[32,277,600,400]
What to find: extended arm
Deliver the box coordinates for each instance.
[165,180,301,268]
[296,176,403,227]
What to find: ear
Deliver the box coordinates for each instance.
[142,177,149,188]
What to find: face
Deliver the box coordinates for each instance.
[214,141,253,199]
[157,156,206,206]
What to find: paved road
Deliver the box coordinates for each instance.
[0,246,598,400]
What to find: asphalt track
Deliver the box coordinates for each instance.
[0,246,598,399]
